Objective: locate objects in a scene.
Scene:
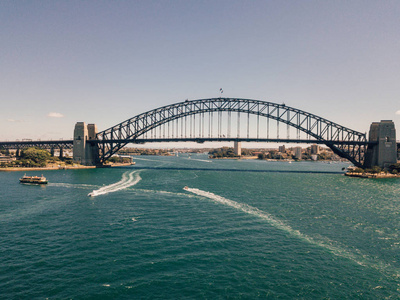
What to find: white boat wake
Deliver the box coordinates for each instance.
[183,187,400,277]
[49,183,97,189]
[184,156,212,163]
[187,158,212,163]
[88,171,141,197]
[184,187,313,241]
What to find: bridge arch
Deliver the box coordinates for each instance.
[96,98,367,166]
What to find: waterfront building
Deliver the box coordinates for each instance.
[311,144,319,154]
[294,147,302,159]
[234,141,242,156]
[0,155,15,163]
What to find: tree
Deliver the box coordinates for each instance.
[366,166,382,174]
[389,163,400,172]
[20,148,51,166]
[353,168,365,173]
[258,153,266,160]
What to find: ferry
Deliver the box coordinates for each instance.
[19,174,48,185]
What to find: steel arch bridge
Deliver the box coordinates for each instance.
[95,98,369,167]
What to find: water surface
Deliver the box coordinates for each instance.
[1,155,399,299]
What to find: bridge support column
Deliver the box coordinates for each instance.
[364,120,397,169]
[59,147,64,158]
[73,122,99,165]
[86,124,98,165]
[50,148,55,157]
[234,141,242,156]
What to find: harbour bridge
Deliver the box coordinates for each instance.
[1,98,398,168]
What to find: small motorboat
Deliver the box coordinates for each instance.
[19,174,48,184]
[183,186,189,190]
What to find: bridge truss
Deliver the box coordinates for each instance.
[0,140,73,150]
[0,140,73,158]
[96,98,369,167]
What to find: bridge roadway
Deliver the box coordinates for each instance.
[0,138,390,148]
[0,137,398,168]
[0,140,73,149]
[90,138,378,146]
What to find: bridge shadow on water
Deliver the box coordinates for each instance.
[115,166,344,175]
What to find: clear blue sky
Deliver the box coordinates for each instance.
[1,0,400,142]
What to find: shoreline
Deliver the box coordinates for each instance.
[0,162,133,172]
[210,156,295,161]
[0,165,96,172]
[345,172,400,178]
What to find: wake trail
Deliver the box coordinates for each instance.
[184,187,400,278]
[130,157,163,162]
[95,171,130,193]
[89,171,141,197]
[187,158,212,163]
[49,183,97,189]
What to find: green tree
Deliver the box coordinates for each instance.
[366,166,382,174]
[389,163,400,172]
[258,153,266,160]
[21,148,51,165]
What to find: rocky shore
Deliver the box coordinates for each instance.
[345,172,400,178]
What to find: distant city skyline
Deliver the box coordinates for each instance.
[1,1,400,145]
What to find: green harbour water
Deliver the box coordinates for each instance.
[1,154,400,299]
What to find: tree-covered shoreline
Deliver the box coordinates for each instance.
[0,147,73,168]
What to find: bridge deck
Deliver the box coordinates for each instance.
[0,140,73,148]
[0,138,388,147]
[90,138,377,146]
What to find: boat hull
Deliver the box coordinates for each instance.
[19,179,48,184]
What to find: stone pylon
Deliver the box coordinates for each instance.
[73,122,99,165]
[364,120,397,168]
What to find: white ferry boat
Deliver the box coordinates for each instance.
[19,174,48,185]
